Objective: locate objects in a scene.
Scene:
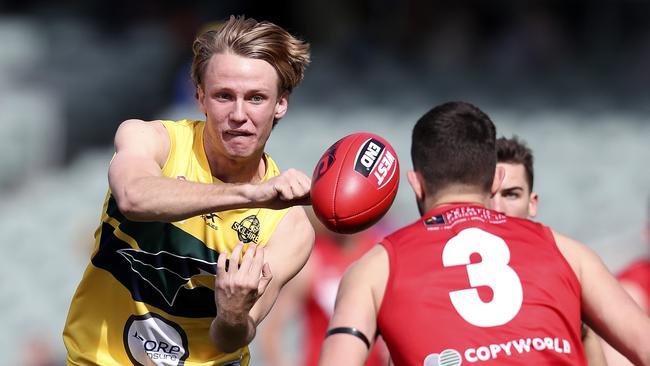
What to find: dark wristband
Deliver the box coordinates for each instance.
[325,327,371,349]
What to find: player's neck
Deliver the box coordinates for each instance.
[426,190,490,211]
[206,149,266,184]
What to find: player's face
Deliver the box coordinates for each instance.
[490,163,538,218]
[198,52,288,160]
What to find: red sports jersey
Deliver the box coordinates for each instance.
[377,204,586,366]
[617,259,650,315]
[303,232,387,366]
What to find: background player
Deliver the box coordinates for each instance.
[491,135,607,366]
[318,101,650,365]
[258,209,389,366]
[63,16,314,366]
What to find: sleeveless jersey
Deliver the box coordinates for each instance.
[377,204,585,366]
[64,120,289,366]
[303,232,386,366]
[617,259,650,315]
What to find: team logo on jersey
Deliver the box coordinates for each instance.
[423,349,462,366]
[124,313,189,366]
[231,215,260,243]
[118,248,217,306]
[313,141,339,182]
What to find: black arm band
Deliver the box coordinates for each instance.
[325,327,371,349]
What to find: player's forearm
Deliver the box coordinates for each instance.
[114,176,257,222]
[209,314,256,353]
[319,339,368,366]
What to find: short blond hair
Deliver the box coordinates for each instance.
[191,15,310,97]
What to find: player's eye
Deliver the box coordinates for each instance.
[215,93,232,101]
[250,95,264,103]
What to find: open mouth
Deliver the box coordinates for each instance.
[225,130,253,137]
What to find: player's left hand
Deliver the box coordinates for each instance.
[214,242,273,323]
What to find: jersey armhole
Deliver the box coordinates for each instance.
[542,225,582,297]
[377,238,396,328]
[159,120,176,175]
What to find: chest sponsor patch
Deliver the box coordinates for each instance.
[124,313,189,366]
[423,336,573,365]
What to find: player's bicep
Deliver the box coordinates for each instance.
[108,119,169,195]
[319,246,387,366]
[556,233,650,360]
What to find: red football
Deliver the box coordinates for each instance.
[311,132,400,234]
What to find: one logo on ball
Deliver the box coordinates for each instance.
[354,139,385,177]
[313,141,339,182]
[231,215,260,243]
[124,313,189,366]
[423,349,462,366]
[354,138,397,188]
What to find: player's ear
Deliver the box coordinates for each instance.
[197,86,207,115]
[491,165,505,196]
[274,91,289,120]
[407,170,425,201]
[528,192,539,217]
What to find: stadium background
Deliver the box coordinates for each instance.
[0,1,648,364]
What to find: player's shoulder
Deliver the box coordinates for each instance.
[551,229,603,276]
[119,118,166,128]
[344,244,388,284]
[116,119,168,138]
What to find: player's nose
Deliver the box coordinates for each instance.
[229,99,247,123]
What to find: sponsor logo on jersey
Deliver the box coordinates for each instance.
[124,313,189,366]
[424,336,573,364]
[231,215,260,244]
[423,349,462,366]
[354,138,397,188]
[313,141,339,182]
[118,248,216,306]
[424,214,446,228]
[201,213,222,231]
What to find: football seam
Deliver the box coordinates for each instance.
[332,133,360,221]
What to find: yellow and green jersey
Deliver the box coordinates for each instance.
[64,120,288,366]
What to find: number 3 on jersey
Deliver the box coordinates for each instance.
[442,228,523,327]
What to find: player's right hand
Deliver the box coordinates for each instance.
[253,168,311,209]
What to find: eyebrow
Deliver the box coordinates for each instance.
[500,186,524,193]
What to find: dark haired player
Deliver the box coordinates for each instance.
[318,101,650,366]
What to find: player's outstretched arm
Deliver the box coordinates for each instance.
[554,232,650,366]
[210,206,314,352]
[319,245,388,366]
[600,280,648,366]
[109,120,311,222]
